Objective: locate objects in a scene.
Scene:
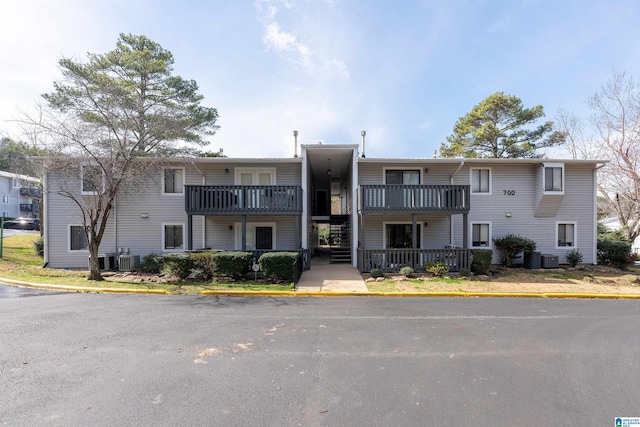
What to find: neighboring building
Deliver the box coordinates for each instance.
[41,142,605,271]
[0,171,41,219]
[601,217,640,254]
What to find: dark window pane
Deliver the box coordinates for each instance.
[256,227,273,250]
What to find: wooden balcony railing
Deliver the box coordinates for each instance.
[358,184,470,213]
[185,185,303,215]
[357,248,472,273]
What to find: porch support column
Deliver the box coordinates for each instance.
[360,213,366,248]
[462,213,468,249]
[295,215,301,248]
[241,215,247,251]
[187,214,193,251]
[412,213,417,249]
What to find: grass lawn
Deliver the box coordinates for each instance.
[0,235,294,295]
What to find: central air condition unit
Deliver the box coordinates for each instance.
[88,253,117,271]
[119,255,140,272]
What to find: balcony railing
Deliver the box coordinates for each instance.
[357,248,472,273]
[185,185,303,215]
[20,203,37,213]
[19,188,42,198]
[359,184,470,213]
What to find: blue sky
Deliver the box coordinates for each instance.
[1,0,639,158]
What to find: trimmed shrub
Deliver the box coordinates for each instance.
[424,262,449,278]
[400,266,414,278]
[471,249,492,275]
[33,236,44,257]
[190,251,217,281]
[211,251,253,280]
[160,253,194,281]
[259,252,299,282]
[565,248,583,268]
[370,268,384,278]
[493,234,536,266]
[597,239,635,269]
[138,253,163,273]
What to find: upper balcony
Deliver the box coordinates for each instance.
[358,184,470,214]
[20,187,42,198]
[185,185,303,216]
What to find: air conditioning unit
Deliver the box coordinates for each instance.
[119,255,140,272]
[88,253,117,271]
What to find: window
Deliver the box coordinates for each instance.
[385,169,420,185]
[235,222,276,250]
[12,178,19,188]
[235,168,276,186]
[1,195,8,204]
[557,223,576,248]
[70,225,89,251]
[471,168,491,194]
[2,211,9,217]
[163,168,184,194]
[81,165,103,194]
[163,224,184,250]
[544,163,564,193]
[384,223,421,249]
[471,223,491,248]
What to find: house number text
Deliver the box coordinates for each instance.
[503,190,516,196]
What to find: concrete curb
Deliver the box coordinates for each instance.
[201,289,640,299]
[0,276,171,295]
[3,276,640,299]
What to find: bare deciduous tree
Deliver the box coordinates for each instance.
[21,34,219,280]
[588,70,640,243]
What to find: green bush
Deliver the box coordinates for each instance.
[159,253,194,281]
[597,239,635,269]
[471,249,492,275]
[138,253,163,273]
[370,268,384,278]
[400,266,414,277]
[190,251,217,281]
[211,251,253,280]
[259,252,299,282]
[33,237,44,257]
[565,248,583,267]
[424,262,449,278]
[493,234,536,266]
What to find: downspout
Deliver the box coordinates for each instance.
[449,160,465,246]
[191,161,207,250]
[594,162,607,265]
[43,172,49,267]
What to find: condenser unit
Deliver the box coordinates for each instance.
[118,255,140,272]
[88,253,117,271]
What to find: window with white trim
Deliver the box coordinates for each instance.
[2,211,9,217]
[69,225,89,251]
[81,165,103,194]
[235,222,276,250]
[557,222,576,248]
[385,169,420,185]
[163,168,184,194]
[470,168,491,194]
[12,178,19,188]
[1,195,8,204]
[163,224,184,250]
[544,163,564,192]
[471,223,491,248]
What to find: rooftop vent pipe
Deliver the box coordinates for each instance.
[293,130,298,158]
[361,131,366,158]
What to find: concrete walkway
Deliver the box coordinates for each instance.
[295,255,368,292]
